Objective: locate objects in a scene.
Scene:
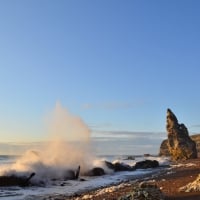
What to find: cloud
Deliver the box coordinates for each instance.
[190,124,200,128]
[91,130,166,140]
[91,131,165,155]
[82,100,145,111]
[0,131,166,156]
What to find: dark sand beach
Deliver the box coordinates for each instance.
[64,158,200,200]
[154,158,200,200]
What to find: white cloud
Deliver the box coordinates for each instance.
[82,100,145,111]
[92,130,165,138]
[0,131,166,156]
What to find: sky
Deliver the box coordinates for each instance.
[0,0,200,151]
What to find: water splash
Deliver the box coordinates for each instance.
[0,102,95,183]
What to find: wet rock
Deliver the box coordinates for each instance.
[105,161,134,172]
[75,165,80,179]
[64,170,77,180]
[61,166,80,180]
[0,172,35,187]
[119,181,164,200]
[123,155,135,160]
[113,162,133,171]
[134,160,159,169]
[104,160,115,170]
[166,108,197,160]
[84,167,105,176]
[104,161,133,172]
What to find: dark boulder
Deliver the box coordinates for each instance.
[0,172,35,187]
[75,165,80,179]
[113,162,133,171]
[84,167,105,176]
[104,160,115,170]
[60,166,81,180]
[123,155,135,160]
[104,160,134,171]
[64,167,80,180]
[134,160,159,169]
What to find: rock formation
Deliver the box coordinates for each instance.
[134,160,159,169]
[160,134,200,157]
[164,108,197,160]
[159,140,170,157]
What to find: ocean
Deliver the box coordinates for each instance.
[0,153,170,200]
[0,104,167,199]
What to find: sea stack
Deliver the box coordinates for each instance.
[166,108,197,160]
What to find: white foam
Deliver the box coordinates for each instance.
[0,102,98,183]
[0,168,158,199]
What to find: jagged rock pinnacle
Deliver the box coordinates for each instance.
[166,109,197,160]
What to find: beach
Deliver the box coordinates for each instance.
[155,158,200,200]
[65,158,200,200]
[1,156,200,199]
[0,155,169,199]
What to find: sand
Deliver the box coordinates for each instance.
[154,158,200,200]
[64,158,200,200]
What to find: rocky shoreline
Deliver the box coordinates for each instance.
[56,109,200,200]
[59,158,200,200]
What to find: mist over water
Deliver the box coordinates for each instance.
[44,102,94,171]
[0,102,96,181]
[47,102,91,142]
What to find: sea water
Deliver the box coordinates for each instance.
[0,104,168,199]
[0,154,170,200]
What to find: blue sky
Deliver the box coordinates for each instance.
[0,0,200,144]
